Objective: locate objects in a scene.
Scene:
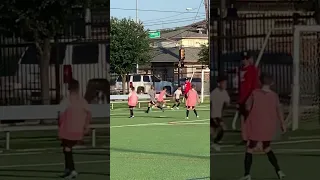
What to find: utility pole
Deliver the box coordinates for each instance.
[136,0,139,74]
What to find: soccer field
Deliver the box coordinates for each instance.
[110,103,210,180]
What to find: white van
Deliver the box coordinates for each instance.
[16,42,107,103]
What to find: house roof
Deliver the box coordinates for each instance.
[151,47,201,63]
[159,29,208,40]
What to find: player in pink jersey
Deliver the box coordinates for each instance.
[186,85,200,119]
[156,87,170,112]
[58,79,91,179]
[239,74,286,180]
[128,86,138,118]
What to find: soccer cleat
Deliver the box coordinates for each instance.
[186,117,189,119]
[211,143,221,151]
[196,116,199,118]
[171,108,174,110]
[176,107,179,110]
[239,175,251,180]
[64,170,78,179]
[277,171,286,179]
[129,116,134,118]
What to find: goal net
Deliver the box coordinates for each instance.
[200,68,210,103]
[287,25,320,130]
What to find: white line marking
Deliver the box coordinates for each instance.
[0,160,108,168]
[212,148,320,156]
[111,119,209,128]
[289,135,320,140]
[110,108,209,115]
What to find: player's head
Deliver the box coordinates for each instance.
[185,78,189,82]
[191,84,196,89]
[162,87,167,90]
[260,73,274,86]
[131,86,135,91]
[68,79,79,93]
[150,85,154,90]
[241,51,252,66]
[217,76,227,89]
[177,85,181,90]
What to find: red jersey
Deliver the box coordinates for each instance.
[238,65,260,104]
[184,81,191,94]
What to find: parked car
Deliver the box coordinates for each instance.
[115,74,173,94]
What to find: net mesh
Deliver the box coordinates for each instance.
[202,70,210,96]
[286,31,320,130]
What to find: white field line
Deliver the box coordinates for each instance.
[220,139,320,148]
[110,108,209,116]
[212,148,320,156]
[111,119,210,128]
[0,160,109,169]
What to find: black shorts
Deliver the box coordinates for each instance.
[61,139,78,148]
[128,106,135,108]
[239,104,249,119]
[210,118,223,128]
[175,99,180,103]
[149,101,156,105]
[247,140,271,149]
[187,106,195,109]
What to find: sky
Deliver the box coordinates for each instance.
[110,0,206,30]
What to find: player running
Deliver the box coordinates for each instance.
[171,85,182,110]
[239,74,286,180]
[210,77,230,151]
[238,52,259,143]
[58,79,91,179]
[156,87,170,111]
[145,85,156,113]
[128,86,138,118]
[186,85,200,119]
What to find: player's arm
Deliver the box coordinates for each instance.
[245,93,254,111]
[224,91,231,106]
[238,68,255,104]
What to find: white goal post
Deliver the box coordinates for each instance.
[200,68,210,103]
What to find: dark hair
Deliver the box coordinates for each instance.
[163,87,167,90]
[217,76,227,83]
[131,86,135,91]
[260,73,273,85]
[68,79,79,91]
[192,84,196,88]
[178,85,181,88]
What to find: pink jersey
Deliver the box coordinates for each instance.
[128,91,138,106]
[186,89,198,107]
[58,95,91,141]
[245,89,281,141]
[157,90,166,102]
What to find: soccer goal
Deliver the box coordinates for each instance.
[287,25,320,130]
[200,68,210,103]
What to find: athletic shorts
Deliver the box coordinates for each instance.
[210,118,223,128]
[128,106,136,108]
[247,140,271,149]
[61,139,78,148]
[175,99,180,103]
[149,101,156,105]
[239,104,249,119]
[187,106,195,109]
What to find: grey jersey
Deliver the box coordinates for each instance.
[148,89,156,102]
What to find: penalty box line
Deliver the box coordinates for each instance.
[111,119,210,128]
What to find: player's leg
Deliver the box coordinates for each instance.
[213,118,225,144]
[239,140,257,180]
[192,106,198,118]
[129,106,134,118]
[156,101,164,111]
[262,141,285,179]
[239,104,248,145]
[211,118,221,151]
[146,101,152,113]
[60,140,78,178]
[176,99,180,109]
[186,106,190,119]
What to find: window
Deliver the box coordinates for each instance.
[72,44,99,64]
[151,76,161,82]
[132,75,141,82]
[143,76,150,82]
[116,75,129,82]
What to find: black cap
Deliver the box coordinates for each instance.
[241,51,250,60]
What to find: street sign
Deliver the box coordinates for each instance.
[148,31,160,38]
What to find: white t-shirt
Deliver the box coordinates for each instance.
[210,88,230,118]
[174,89,182,99]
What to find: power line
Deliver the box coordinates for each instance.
[111,8,206,14]
[185,0,204,38]
[144,17,205,27]
[142,7,199,22]
[143,15,205,24]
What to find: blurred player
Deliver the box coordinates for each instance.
[184,78,191,99]
[238,52,259,143]
[128,86,138,118]
[171,85,182,110]
[186,85,200,119]
[156,87,169,111]
[239,74,286,180]
[210,77,230,151]
[145,85,156,113]
[58,79,91,179]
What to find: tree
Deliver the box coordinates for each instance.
[0,0,108,104]
[110,17,151,94]
[198,43,209,66]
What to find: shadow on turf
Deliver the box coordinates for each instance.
[0,169,109,179]
[109,147,209,160]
